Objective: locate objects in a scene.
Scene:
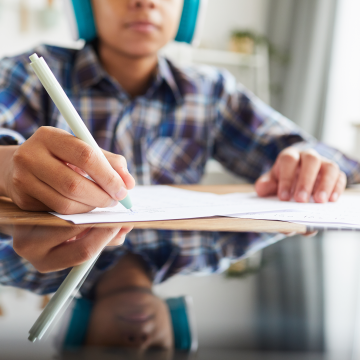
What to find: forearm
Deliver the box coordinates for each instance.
[0,145,18,197]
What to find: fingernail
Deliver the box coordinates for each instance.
[280,190,290,200]
[260,174,270,182]
[318,191,328,203]
[298,190,308,202]
[110,200,118,207]
[331,192,338,201]
[115,187,127,201]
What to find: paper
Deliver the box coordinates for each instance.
[52,186,360,228]
[52,186,250,224]
[225,193,360,228]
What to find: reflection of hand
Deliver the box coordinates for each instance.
[6,225,132,273]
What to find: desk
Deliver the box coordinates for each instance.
[0,184,307,233]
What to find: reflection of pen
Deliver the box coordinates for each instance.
[28,252,100,342]
[29,53,132,210]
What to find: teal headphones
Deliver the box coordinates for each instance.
[62,296,198,351]
[63,0,207,45]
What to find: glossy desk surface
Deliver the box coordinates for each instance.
[0,185,358,360]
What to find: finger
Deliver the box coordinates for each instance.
[303,231,318,237]
[31,153,117,208]
[12,226,90,259]
[276,148,300,201]
[102,150,136,190]
[66,163,88,177]
[312,161,340,203]
[11,191,53,212]
[39,127,128,201]
[13,172,95,214]
[38,227,122,272]
[329,171,347,202]
[255,171,278,197]
[107,226,133,246]
[293,150,322,202]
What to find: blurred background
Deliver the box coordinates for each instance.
[1,0,360,358]
[0,0,360,158]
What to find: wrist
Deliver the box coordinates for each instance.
[0,145,18,197]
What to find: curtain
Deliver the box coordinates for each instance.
[266,0,338,138]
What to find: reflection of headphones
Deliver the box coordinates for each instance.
[60,296,197,351]
[63,0,207,45]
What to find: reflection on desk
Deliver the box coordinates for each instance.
[0,225,285,354]
[0,225,355,360]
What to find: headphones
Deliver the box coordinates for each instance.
[61,296,198,351]
[63,0,207,46]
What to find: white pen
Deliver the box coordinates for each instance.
[27,53,132,342]
[29,53,133,210]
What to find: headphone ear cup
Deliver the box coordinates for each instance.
[175,0,207,45]
[64,0,97,42]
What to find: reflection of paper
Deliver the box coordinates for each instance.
[52,186,250,224]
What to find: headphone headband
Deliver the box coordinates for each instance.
[64,0,207,45]
[60,296,197,351]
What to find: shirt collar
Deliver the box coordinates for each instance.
[151,56,183,105]
[73,44,183,104]
[73,44,108,91]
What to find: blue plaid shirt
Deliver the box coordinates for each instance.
[1,43,360,184]
[0,229,283,295]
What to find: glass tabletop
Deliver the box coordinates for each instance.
[0,222,358,360]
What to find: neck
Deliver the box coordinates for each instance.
[98,41,158,98]
[96,253,152,299]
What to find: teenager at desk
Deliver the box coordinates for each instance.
[0,0,359,216]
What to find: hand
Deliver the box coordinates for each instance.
[1,126,135,214]
[3,225,133,273]
[255,147,347,203]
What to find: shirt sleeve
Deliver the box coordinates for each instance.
[212,70,360,184]
[0,54,44,143]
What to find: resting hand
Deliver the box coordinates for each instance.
[255,147,347,203]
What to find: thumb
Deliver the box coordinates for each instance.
[255,171,278,197]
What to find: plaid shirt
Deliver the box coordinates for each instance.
[1,43,360,184]
[0,229,284,295]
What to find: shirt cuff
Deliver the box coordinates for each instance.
[0,128,26,145]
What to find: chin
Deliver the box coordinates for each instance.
[107,36,167,58]
[124,44,163,58]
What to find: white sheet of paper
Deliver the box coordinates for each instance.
[52,186,360,227]
[225,193,360,226]
[51,186,250,224]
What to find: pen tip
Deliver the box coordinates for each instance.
[130,209,133,212]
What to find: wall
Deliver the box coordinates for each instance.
[201,0,268,50]
[0,0,80,60]
[0,0,269,59]
[321,0,360,157]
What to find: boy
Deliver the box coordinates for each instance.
[0,0,357,215]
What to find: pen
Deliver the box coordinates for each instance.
[29,53,133,210]
[27,53,132,343]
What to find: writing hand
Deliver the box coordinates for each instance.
[2,127,135,214]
